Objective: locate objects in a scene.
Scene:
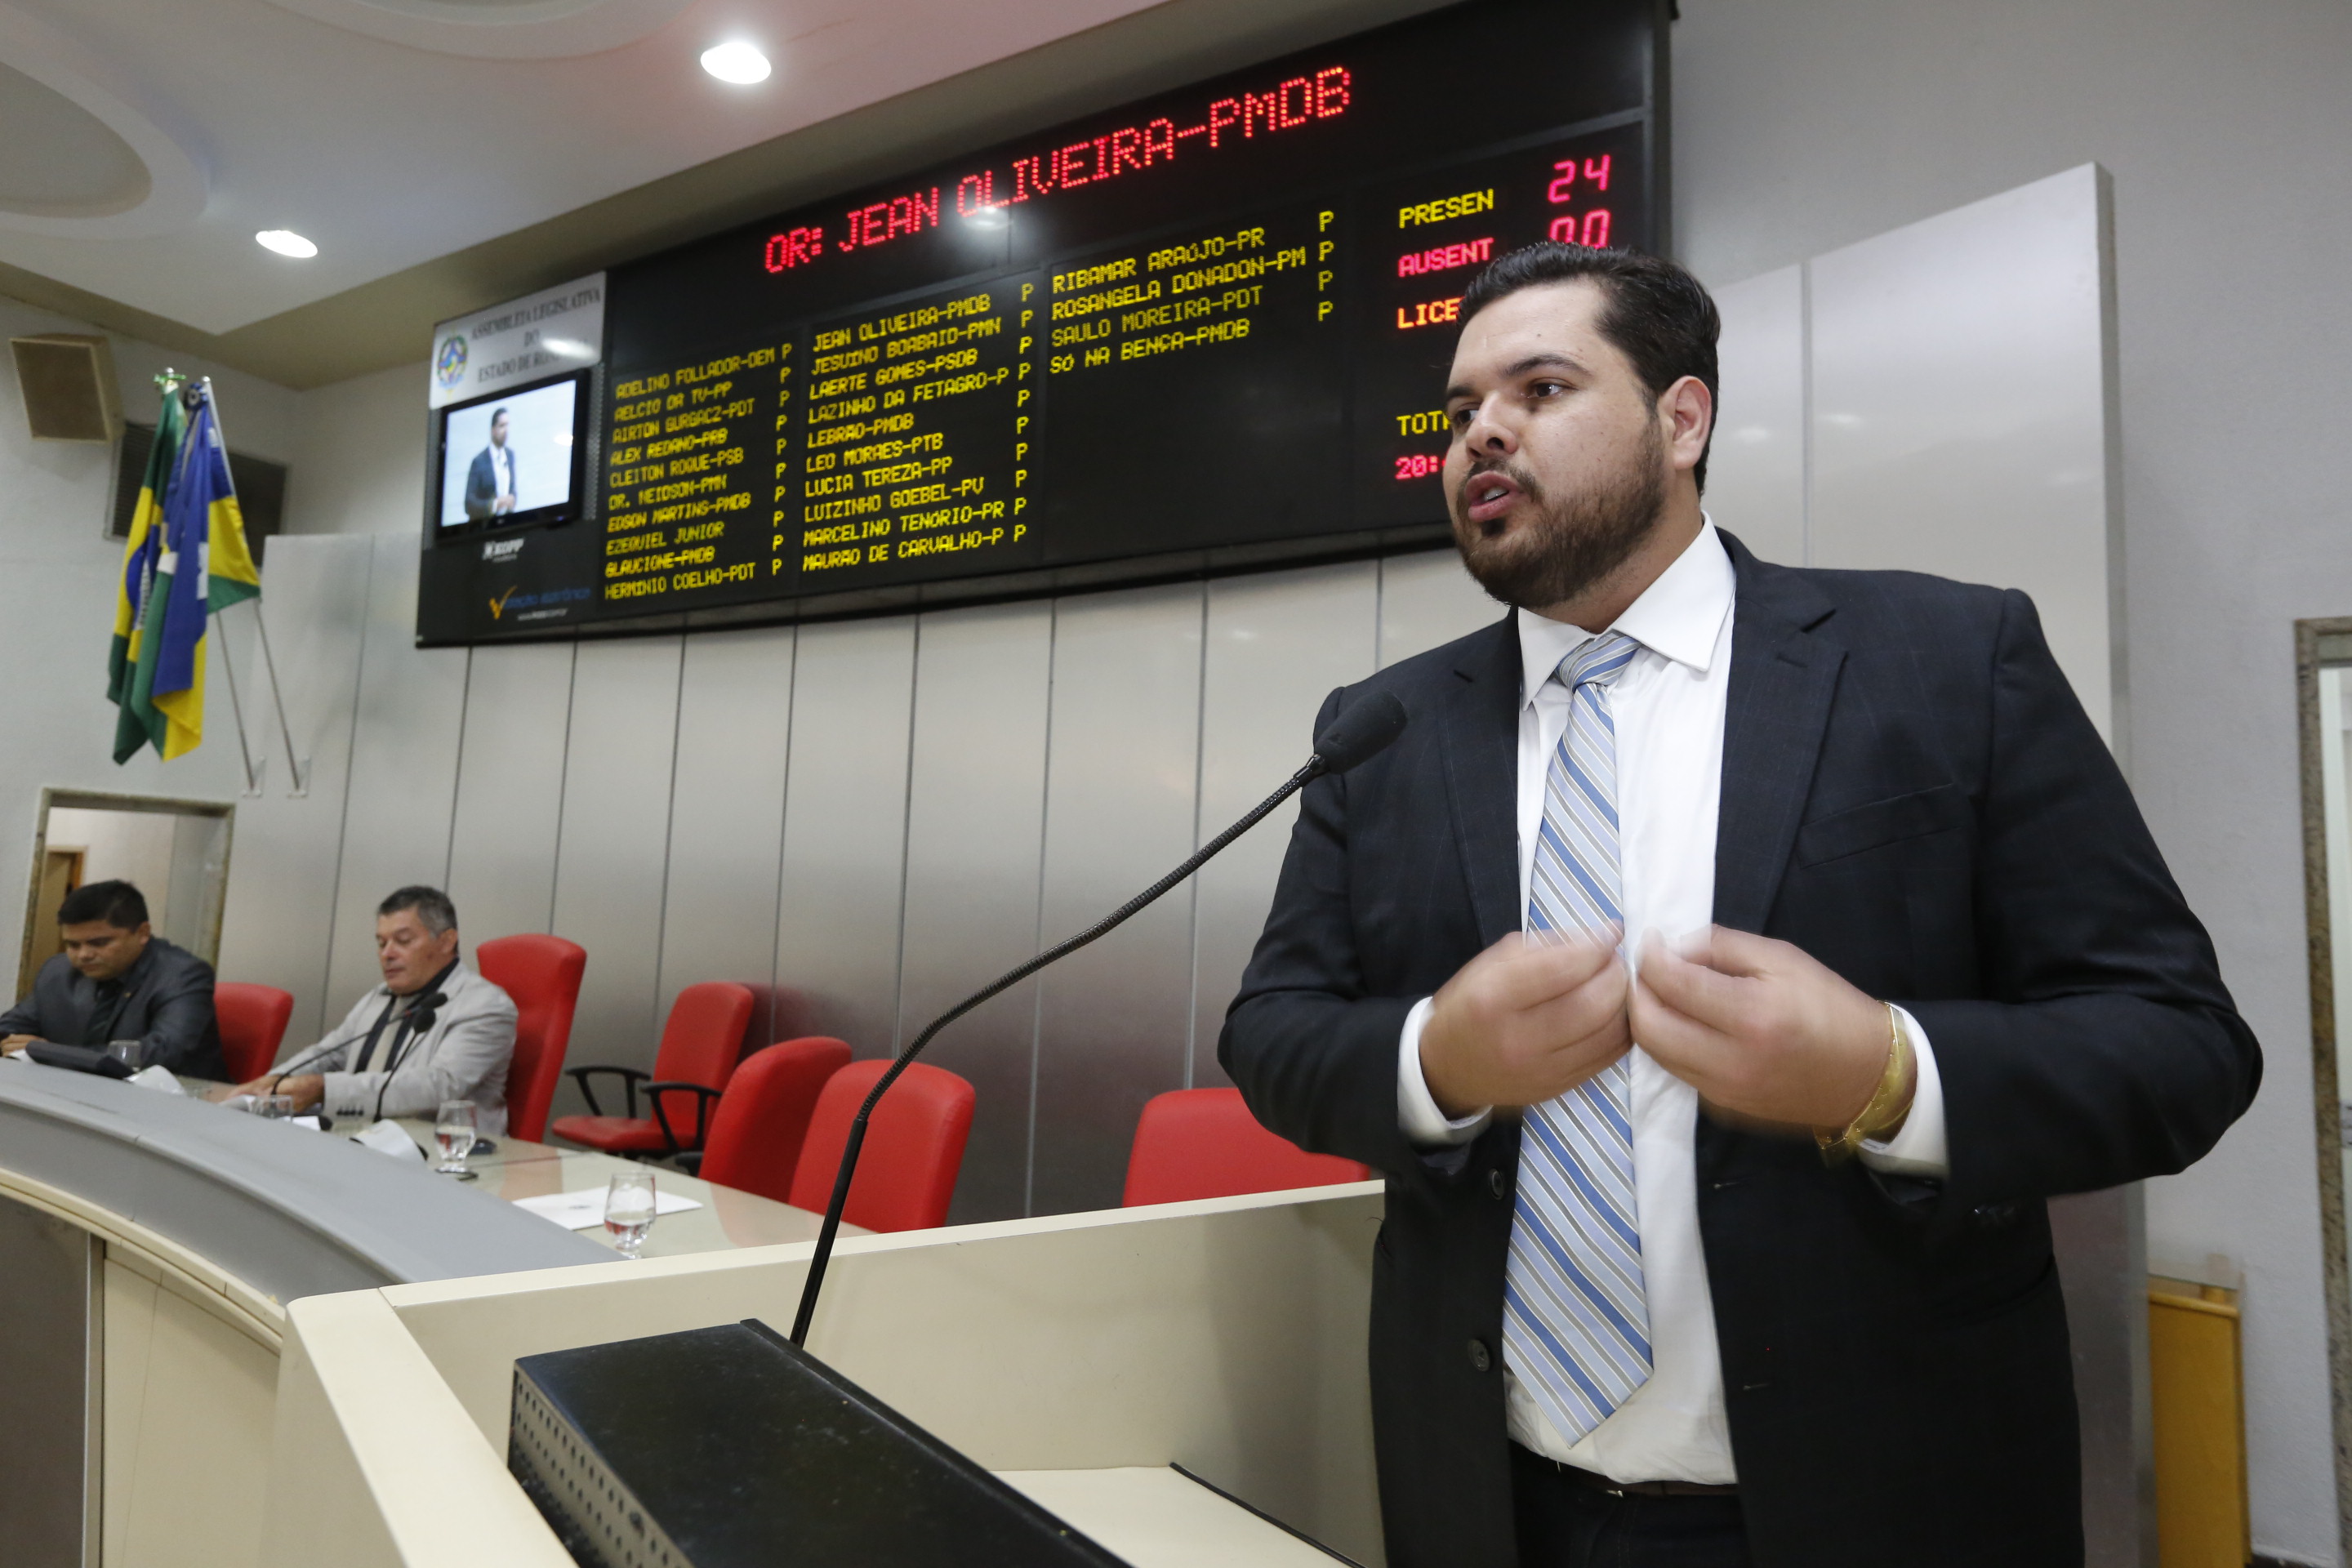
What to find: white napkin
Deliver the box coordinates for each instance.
[350,1120,425,1160]
[128,1065,185,1095]
[510,1187,702,1231]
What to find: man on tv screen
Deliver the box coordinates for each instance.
[465,407,518,522]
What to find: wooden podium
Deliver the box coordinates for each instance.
[263,1182,1388,1567]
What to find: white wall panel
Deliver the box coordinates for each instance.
[1032,584,1205,1215]
[773,616,915,1060]
[550,637,684,1093]
[655,625,795,1039]
[1190,562,1379,1087]
[1704,264,1808,567]
[897,603,1054,1223]
[0,292,304,995]
[443,642,573,946]
[1377,548,1499,670]
[214,535,374,1045]
[1808,164,2114,737]
[321,537,470,1011]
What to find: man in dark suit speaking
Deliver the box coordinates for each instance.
[1220,244,2258,1568]
[465,406,518,522]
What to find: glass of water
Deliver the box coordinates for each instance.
[434,1100,479,1175]
[255,1094,295,1119]
[106,1040,143,1072]
[604,1170,657,1258]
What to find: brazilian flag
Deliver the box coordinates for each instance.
[113,383,264,763]
[109,381,187,762]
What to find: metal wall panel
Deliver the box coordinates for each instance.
[550,636,684,1098]
[1705,263,1809,567]
[0,1195,95,1566]
[655,625,796,1042]
[1808,163,2114,737]
[896,602,1054,1223]
[214,533,374,1045]
[321,537,470,1011]
[443,641,573,946]
[1190,562,1380,1087]
[1031,583,1205,1215]
[1377,546,1500,670]
[773,615,916,1060]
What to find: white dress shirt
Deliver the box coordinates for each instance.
[1395,521,1949,1483]
[491,442,514,505]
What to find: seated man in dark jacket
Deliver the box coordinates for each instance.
[1,880,225,1079]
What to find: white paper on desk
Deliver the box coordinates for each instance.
[510,1188,702,1231]
[351,1120,425,1160]
[127,1065,185,1095]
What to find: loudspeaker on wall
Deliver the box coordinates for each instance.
[9,333,122,443]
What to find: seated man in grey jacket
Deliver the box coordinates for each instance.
[225,885,518,1133]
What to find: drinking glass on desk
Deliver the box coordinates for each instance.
[255,1094,295,1119]
[434,1100,479,1176]
[106,1040,143,1072]
[604,1171,656,1258]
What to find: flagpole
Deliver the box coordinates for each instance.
[216,611,263,796]
[250,607,309,798]
[200,378,309,798]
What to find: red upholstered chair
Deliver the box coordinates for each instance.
[688,1038,854,1203]
[552,982,755,1157]
[787,1058,974,1232]
[475,934,586,1143]
[213,983,294,1082]
[1122,1087,1372,1206]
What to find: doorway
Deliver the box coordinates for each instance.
[2296,618,2352,1548]
[16,791,234,1000]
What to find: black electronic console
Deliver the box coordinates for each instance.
[510,1319,1126,1568]
[24,1043,134,1078]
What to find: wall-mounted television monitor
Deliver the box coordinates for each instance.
[433,372,590,537]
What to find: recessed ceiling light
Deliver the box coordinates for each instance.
[256,229,317,258]
[700,41,770,84]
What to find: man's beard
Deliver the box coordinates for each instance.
[1450,424,1667,610]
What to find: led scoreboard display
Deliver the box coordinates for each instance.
[418,0,1664,643]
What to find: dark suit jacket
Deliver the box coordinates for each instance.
[1,936,225,1080]
[465,445,514,522]
[1219,532,2258,1568]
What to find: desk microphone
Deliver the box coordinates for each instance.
[788,690,1409,1345]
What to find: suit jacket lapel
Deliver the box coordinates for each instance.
[1713,532,1845,934]
[1439,612,1524,946]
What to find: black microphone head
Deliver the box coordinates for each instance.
[1311,691,1409,776]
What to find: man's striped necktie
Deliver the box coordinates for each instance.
[1502,630,1652,1445]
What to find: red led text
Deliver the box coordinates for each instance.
[1548,211,1613,247]
[767,66,1352,276]
[1397,236,1494,278]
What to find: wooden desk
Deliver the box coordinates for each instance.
[181,1078,857,1260]
[360,1120,865,1258]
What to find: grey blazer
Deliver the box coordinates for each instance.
[278,961,519,1134]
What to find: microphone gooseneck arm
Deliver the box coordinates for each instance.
[788,758,1321,1346]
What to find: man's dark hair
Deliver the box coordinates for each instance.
[60,880,148,929]
[491,406,509,422]
[379,885,458,937]
[1459,243,1722,490]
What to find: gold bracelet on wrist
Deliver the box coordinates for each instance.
[1815,1004,1911,1165]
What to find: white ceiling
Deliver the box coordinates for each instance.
[0,0,1171,336]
